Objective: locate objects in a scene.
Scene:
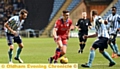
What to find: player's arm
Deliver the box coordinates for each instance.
[88,19,92,29]
[88,25,92,29]
[105,15,111,28]
[75,26,81,31]
[83,32,98,39]
[97,17,105,24]
[4,21,16,35]
[53,20,59,38]
[75,22,81,31]
[4,22,14,33]
[88,22,92,29]
[53,27,58,38]
[117,16,120,32]
[67,24,72,39]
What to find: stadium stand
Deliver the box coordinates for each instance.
[41,0,83,37]
[0,0,25,38]
[49,0,65,21]
[41,0,72,37]
[0,0,25,28]
[0,0,25,37]
[67,0,81,11]
[49,0,81,21]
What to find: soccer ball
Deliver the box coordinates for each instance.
[60,56,68,64]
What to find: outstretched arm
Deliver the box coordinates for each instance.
[83,32,98,39]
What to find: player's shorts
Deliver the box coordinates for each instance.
[5,32,22,46]
[78,32,88,42]
[54,35,68,46]
[92,37,108,51]
[109,33,117,42]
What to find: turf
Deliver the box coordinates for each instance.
[0,37,120,69]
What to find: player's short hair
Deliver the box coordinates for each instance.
[112,6,117,9]
[92,10,97,16]
[82,12,87,15]
[62,10,69,14]
[19,9,28,15]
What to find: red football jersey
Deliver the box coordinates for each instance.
[54,18,72,37]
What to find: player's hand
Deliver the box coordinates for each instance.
[12,31,18,36]
[83,35,88,39]
[117,28,120,32]
[54,36,59,41]
[67,36,69,40]
[104,20,108,25]
[78,28,81,31]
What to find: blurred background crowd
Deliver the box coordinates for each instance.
[0,0,25,31]
[0,0,119,38]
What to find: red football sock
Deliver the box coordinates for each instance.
[52,48,61,61]
[54,51,61,61]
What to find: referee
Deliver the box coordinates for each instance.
[76,12,92,54]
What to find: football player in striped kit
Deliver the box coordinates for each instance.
[106,6,120,58]
[4,9,28,64]
[81,10,115,68]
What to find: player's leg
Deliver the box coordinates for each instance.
[81,47,96,67]
[78,34,83,53]
[8,45,14,64]
[78,42,82,53]
[109,34,115,52]
[60,39,67,57]
[100,50,115,67]
[14,43,23,63]
[14,36,24,63]
[48,37,63,63]
[15,43,23,58]
[53,39,67,63]
[108,41,116,57]
[81,39,100,68]
[111,42,118,58]
[6,33,14,64]
[112,40,120,56]
[81,33,88,53]
[99,37,115,67]
[110,34,119,58]
[81,38,87,53]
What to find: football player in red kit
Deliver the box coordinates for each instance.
[48,10,72,63]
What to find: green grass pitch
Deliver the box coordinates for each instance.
[0,37,120,69]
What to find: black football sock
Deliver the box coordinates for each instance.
[82,44,85,50]
[80,44,82,50]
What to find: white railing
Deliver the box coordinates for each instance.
[0,30,40,38]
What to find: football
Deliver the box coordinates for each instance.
[60,56,68,64]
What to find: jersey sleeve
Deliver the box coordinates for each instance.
[54,20,59,29]
[76,19,80,26]
[7,16,16,24]
[69,19,72,27]
[117,16,120,28]
[88,19,92,26]
[117,15,120,23]
[96,16,102,24]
